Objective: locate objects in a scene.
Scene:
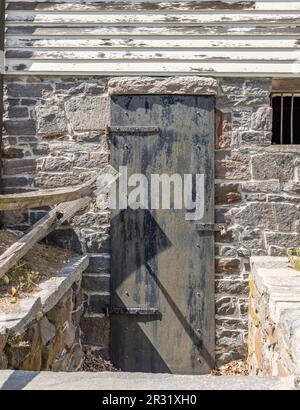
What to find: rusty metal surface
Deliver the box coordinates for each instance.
[110,95,215,374]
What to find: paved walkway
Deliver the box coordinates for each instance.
[0,370,295,390]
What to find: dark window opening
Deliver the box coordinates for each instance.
[272,94,300,144]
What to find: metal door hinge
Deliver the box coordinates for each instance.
[196,223,227,235]
[107,126,160,134]
[109,307,161,316]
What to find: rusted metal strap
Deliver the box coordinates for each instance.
[109,307,161,316]
[107,126,160,134]
[196,223,227,235]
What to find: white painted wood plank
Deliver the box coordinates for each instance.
[6,59,300,75]
[5,11,300,25]
[6,25,300,36]
[5,37,300,49]
[5,1,300,12]
[6,49,300,61]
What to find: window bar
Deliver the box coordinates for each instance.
[280,93,284,145]
[291,93,294,145]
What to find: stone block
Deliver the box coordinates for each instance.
[47,289,73,328]
[39,316,56,346]
[232,109,252,130]
[220,78,272,96]
[86,254,111,273]
[8,106,28,118]
[72,212,110,230]
[42,156,73,172]
[4,119,36,135]
[241,180,280,194]
[1,146,24,159]
[216,296,237,316]
[72,305,85,328]
[273,203,298,231]
[36,102,68,138]
[64,322,76,349]
[82,274,110,293]
[217,95,269,109]
[80,315,110,347]
[73,131,109,149]
[239,228,264,249]
[236,131,271,146]
[218,246,237,257]
[215,229,234,244]
[87,293,110,315]
[230,203,276,230]
[7,82,53,98]
[65,96,110,131]
[42,328,65,370]
[35,172,81,188]
[265,233,300,249]
[251,107,273,131]
[2,158,36,175]
[215,110,232,149]
[252,153,295,181]
[215,150,251,180]
[215,278,249,296]
[215,183,240,205]
[83,232,110,253]
[108,76,218,95]
[215,258,240,274]
[216,317,248,331]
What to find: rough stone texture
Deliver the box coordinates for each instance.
[248,257,300,378]
[108,76,219,95]
[36,101,69,138]
[0,276,85,372]
[2,77,112,360]
[65,95,110,131]
[2,75,300,368]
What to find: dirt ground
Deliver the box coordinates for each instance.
[212,360,249,376]
[81,348,119,372]
[0,229,75,314]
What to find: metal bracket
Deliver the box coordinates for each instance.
[107,126,160,134]
[196,223,227,235]
[109,307,161,316]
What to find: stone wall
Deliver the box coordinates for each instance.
[2,76,112,360]
[248,257,300,378]
[0,274,85,371]
[215,78,300,365]
[2,75,300,367]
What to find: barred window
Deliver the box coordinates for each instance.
[272,94,300,145]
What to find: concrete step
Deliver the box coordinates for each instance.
[0,370,295,390]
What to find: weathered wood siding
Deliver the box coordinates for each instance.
[4,1,300,76]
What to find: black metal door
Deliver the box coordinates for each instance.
[110,95,215,374]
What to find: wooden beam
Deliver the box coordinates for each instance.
[0,164,119,279]
[0,164,117,210]
[0,196,90,280]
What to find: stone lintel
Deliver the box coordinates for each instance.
[108,76,219,96]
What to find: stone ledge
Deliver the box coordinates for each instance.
[0,370,294,390]
[108,76,219,96]
[250,256,300,375]
[0,255,89,336]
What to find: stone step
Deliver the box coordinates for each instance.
[0,370,295,390]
